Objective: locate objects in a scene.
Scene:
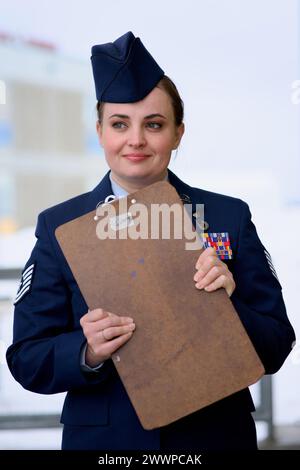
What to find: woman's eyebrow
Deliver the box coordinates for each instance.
[109,113,166,119]
[144,113,166,119]
[109,114,130,119]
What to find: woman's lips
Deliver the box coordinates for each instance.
[123,154,151,162]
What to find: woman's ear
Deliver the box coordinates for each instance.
[96,121,103,146]
[173,122,185,149]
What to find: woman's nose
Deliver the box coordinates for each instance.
[127,126,146,147]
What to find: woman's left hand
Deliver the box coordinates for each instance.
[194,247,236,297]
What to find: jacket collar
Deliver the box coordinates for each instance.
[168,169,196,207]
[87,169,197,213]
[86,171,113,213]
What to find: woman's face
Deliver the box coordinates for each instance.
[96,86,184,189]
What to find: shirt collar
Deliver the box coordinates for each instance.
[109,171,169,198]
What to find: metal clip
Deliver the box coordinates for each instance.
[192,212,209,231]
[180,193,191,204]
[94,195,116,221]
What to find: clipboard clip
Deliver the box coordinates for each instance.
[94,195,116,221]
[180,193,191,204]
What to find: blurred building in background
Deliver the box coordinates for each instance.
[0,32,106,232]
[0,33,107,449]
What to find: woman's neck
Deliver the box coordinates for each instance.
[110,170,168,194]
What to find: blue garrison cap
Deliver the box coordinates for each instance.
[91,31,164,103]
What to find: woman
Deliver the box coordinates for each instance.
[7,32,295,451]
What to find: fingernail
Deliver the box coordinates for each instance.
[196,283,204,289]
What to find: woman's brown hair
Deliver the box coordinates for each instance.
[96,75,184,126]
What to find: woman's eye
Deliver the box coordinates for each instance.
[112,122,127,129]
[111,121,162,130]
[147,122,162,129]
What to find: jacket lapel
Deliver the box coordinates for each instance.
[86,171,114,213]
[168,169,198,208]
[168,169,200,227]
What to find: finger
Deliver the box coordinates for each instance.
[87,331,134,363]
[100,323,136,341]
[204,276,225,292]
[97,315,134,331]
[195,265,227,288]
[195,247,217,270]
[194,255,222,282]
[82,308,109,323]
[83,317,134,339]
[202,274,234,296]
[88,308,122,321]
[101,331,134,356]
[81,309,133,327]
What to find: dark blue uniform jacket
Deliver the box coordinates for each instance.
[6,170,295,450]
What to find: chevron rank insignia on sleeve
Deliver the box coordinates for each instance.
[264,249,280,282]
[14,263,36,305]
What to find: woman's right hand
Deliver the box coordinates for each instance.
[80,308,135,367]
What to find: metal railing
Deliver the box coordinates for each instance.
[253,375,273,440]
[0,414,61,429]
[0,268,23,281]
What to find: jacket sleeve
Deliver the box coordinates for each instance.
[6,211,114,394]
[230,201,295,374]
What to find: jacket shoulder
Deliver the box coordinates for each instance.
[37,191,92,231]
[168,170,248,211]
[191,185,248,211]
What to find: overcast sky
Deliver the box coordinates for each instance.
[1,0,299,201]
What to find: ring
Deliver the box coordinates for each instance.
[101,329,108,341]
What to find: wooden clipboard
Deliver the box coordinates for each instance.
[55,180,264,430]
